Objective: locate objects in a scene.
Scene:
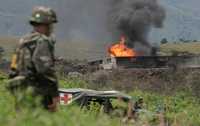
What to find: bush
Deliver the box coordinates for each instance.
[160,38,168,44]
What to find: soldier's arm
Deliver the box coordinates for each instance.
[32,39,54,74]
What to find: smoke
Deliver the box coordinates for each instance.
[54,0,113,43]
[52,0,165,57]
[110,0,166,49]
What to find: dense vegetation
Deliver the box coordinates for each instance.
[1,39,200,125]
[0,72,200,126]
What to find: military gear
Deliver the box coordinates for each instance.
[10,54,18,70]
[15,32,56,75]
[49,9,57,23]
[8,69,18,79]
[9,31,59,109]
[29,6,58,25]
[9,54,19,78]
[7,76,26,93]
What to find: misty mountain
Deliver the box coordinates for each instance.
[150,0,200,43]
[0,0,200,43]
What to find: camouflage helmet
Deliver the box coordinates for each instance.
[29,6,58,25]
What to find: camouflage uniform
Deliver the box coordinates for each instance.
[8,6,59,109]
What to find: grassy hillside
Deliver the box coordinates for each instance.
[160,42,200,55]
[0,37,107,60]
[0,37,18,59]
[1,37,200,61]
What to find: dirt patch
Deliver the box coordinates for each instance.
[85,68,200,97]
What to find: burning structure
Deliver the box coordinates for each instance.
[110,0,166,53]
[103,36,200,69]
[108,36,137,58]
[55,0,200,73]
[98,0,200,69]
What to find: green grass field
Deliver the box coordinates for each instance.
[0,73,200,126]
[160,42,200,55]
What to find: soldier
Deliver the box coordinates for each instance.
[8,6,59,112]
[0,46,4,60]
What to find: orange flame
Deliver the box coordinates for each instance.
[109,36,137,57]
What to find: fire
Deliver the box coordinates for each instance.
[109,36,137,57]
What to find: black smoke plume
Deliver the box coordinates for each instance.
[110,0,166,49]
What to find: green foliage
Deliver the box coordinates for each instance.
[59,77,88,89]
[0,73,200,126]
[160,38,168,44]
[130,90,200,125]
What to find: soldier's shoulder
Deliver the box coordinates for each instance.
[19,32,42,46]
